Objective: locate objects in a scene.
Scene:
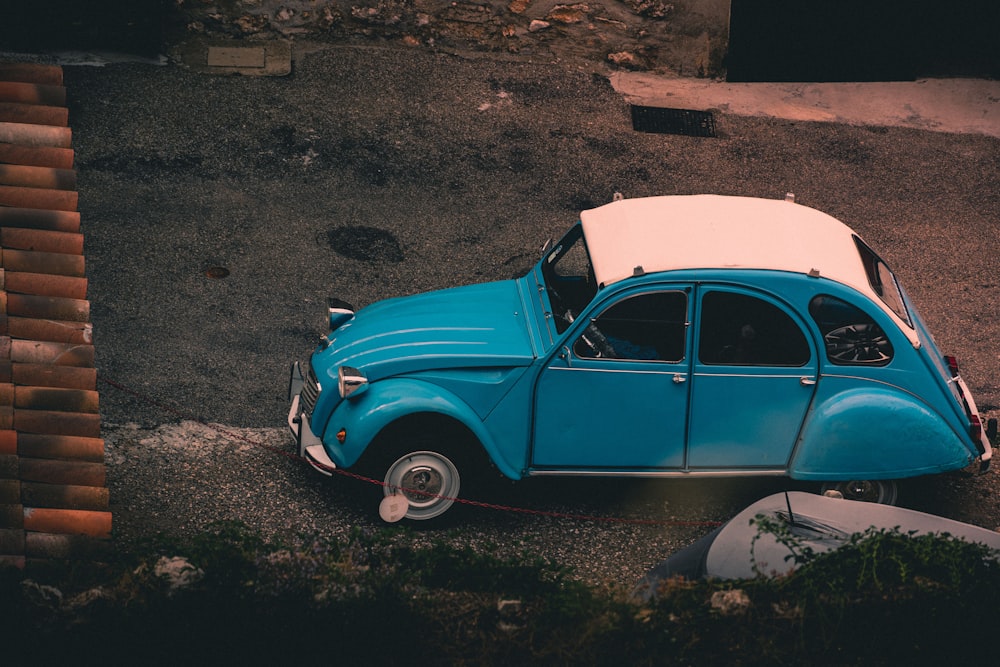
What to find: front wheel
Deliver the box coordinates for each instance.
[383,450,461,521]
[820,479,898,505]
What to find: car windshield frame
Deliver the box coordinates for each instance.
[540,224,599,333]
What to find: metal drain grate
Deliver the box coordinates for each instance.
[630,105,717,137]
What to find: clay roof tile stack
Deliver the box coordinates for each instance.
[0,62,110,567]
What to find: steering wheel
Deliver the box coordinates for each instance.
[566,309,618,359]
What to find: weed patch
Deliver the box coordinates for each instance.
[2,519,998,665]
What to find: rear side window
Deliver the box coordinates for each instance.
[698,291,810,367]
[854,236,912,327]
[809,295,894,366]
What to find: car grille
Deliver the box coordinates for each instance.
[301,362,321,418]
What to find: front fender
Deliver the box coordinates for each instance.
[790,386,975,480]
[322,378,517,478]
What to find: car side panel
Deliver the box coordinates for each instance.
[804,281,978,450]
[687,373,816,468]
[481,368,538,476]
[687,283,818,469]
[790,382,976,480]
[533,361,689,468]
[321,378,520,478]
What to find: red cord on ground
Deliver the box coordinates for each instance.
[99,376,723,528]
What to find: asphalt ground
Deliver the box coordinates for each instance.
[65,45,1000,426]
[54,44,1000,585]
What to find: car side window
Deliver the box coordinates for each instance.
[573,291,687,361]
[853,236,912,328]
[809,295,894,365]
[698,291,810,366]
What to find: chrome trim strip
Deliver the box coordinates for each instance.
[546,367,810,380]
[300,363,321,416]
[545,366,685,376]
[526,469,788,478]
[693,372,810,379]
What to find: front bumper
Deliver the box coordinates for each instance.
[287,361,337,476]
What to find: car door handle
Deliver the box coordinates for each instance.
[673,374,687,383]
[800,377,817,386]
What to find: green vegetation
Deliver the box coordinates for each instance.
[2,519,998,666]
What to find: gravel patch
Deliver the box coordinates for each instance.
[104,416,1000,590]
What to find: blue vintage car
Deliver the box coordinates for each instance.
[288,194,994,521]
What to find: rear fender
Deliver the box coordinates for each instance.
[323,378,518,478]
[790,387,976,480]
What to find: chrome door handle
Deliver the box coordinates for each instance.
[800,377,817,386]
[673,374,687,384]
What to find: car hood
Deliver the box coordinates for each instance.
[318,279,535,379]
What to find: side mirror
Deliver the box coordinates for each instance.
[328,297,356,332]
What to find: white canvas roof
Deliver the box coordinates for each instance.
[580,194,916,343]
[581,195,865,287]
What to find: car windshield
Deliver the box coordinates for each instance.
[541,224,598,333]
[853,236,912,328]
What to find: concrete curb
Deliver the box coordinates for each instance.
[610,73,1000,138]
[170,39,292,76]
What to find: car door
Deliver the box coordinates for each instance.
[531,288,692,469]
[687,286,818,469]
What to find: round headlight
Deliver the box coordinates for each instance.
[338,366,368,399]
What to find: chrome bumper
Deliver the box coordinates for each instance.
[287,362,336,476]
[956,375,993,472]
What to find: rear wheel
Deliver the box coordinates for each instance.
[820,479,898,505]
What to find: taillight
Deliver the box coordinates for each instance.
[944,355,960,377]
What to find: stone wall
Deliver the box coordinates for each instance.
[173,0,731,75]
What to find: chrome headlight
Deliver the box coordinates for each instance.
[338,366,368,399]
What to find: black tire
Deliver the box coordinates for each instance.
[820,479,899,505]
